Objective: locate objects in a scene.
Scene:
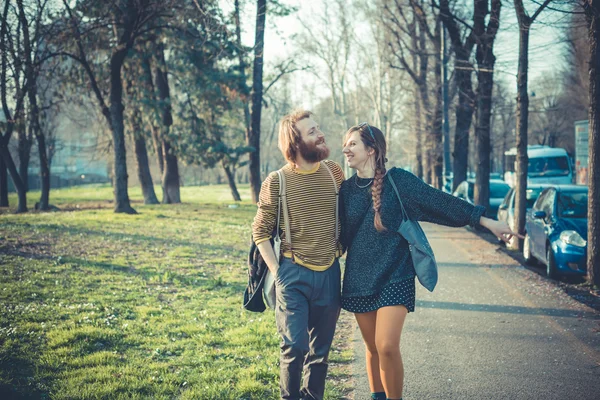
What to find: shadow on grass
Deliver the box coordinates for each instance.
[52,256,247,294]
[2,221,246,259]
[0,339,54,399]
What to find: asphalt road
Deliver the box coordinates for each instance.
[350,223,600,400]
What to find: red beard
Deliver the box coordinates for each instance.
[298,138,330,163]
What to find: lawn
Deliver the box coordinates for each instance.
[0,184,354,399]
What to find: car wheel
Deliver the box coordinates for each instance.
[523,234,535,265]
[546,246,559,280]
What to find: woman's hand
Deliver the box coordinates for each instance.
[479,216,525,243]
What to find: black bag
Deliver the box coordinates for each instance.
[243,237,274,312]
[243,170,285,313]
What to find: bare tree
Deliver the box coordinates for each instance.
[529,74,571,151]
[513,0,553,249]
[296,0,355,139]
[439,0,477,192]
[472,0,502,211]
[384,0,442,183]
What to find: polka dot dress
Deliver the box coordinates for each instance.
[341,277,415,313]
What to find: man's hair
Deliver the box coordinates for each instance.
[278,109,314,164]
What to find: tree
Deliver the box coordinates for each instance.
[232,0,267,204]
[384,0,443,183]
[163,1,249,202]
[513,0,553,250]
[17,0,54,210]
[584,0,600,286]
[439,0,477,192]
[472,0,502,211]
[0,0,28,212]
[153,43,180,204]
[55,0,175,214]
[123,51,159,205]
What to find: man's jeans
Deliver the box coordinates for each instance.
[275,257,341,400]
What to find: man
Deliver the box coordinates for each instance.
[252,109,344,400]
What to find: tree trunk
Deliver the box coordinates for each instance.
[414,87,424,179]
[133,130,159,205]
[223,161,241,201]
[109,47,136,214]
[150,124,164,175]
[452,68,475,192]
[514,21,531,249]
[17,123,31,192]
[419,84,433,185]
[439,0,476,192]
[247,0,267,204]
[474,69,493,211]
[513,0,552,247]
[161,139,180,204]
[234,0,254,195]
[432,22,444,190]
[36,132,51,210]
[586,0,600,287]
[473,0,502,211]
[25,68,50,210]
[0,153,8,207]
[0,142,27,212]
[154,45,180,204]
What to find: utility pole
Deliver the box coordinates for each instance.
[442,26,452,180]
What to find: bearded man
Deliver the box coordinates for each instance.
[252,109,345,400]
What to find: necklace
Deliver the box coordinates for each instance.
[355,174,374,188]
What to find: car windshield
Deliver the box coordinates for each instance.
[557,191,588,218]
[491,182,510,198]
[526,188,544,208]
[528,156,570,177]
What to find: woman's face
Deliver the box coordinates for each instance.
[342,130,373,170]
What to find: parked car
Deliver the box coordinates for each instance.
[452,179,511,219]
[497,184,552,235]
[443,176,453,193]
[523,185,588,279]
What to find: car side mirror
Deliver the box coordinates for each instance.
[499,204,508,210]
[533,211,547,219]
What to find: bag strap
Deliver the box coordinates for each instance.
[275,170,283,241]
[387,171,408,222]
[277,169,293,256]
[321,161,339,242]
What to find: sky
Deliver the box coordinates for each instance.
[224,0,574,108]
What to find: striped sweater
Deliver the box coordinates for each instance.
[252,160,345,271]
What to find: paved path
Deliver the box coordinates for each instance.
[351,223,600,400]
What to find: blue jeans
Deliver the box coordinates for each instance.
[275,257,341,400]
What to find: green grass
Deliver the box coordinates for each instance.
[0,184,353,399]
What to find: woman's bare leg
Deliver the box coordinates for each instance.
[354,311,385,394]
[374,305,408,399]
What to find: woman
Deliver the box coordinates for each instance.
[339,123,521,400]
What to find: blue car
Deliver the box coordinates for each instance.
[523,185,588,278]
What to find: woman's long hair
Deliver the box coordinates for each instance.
[344,124,388,232]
